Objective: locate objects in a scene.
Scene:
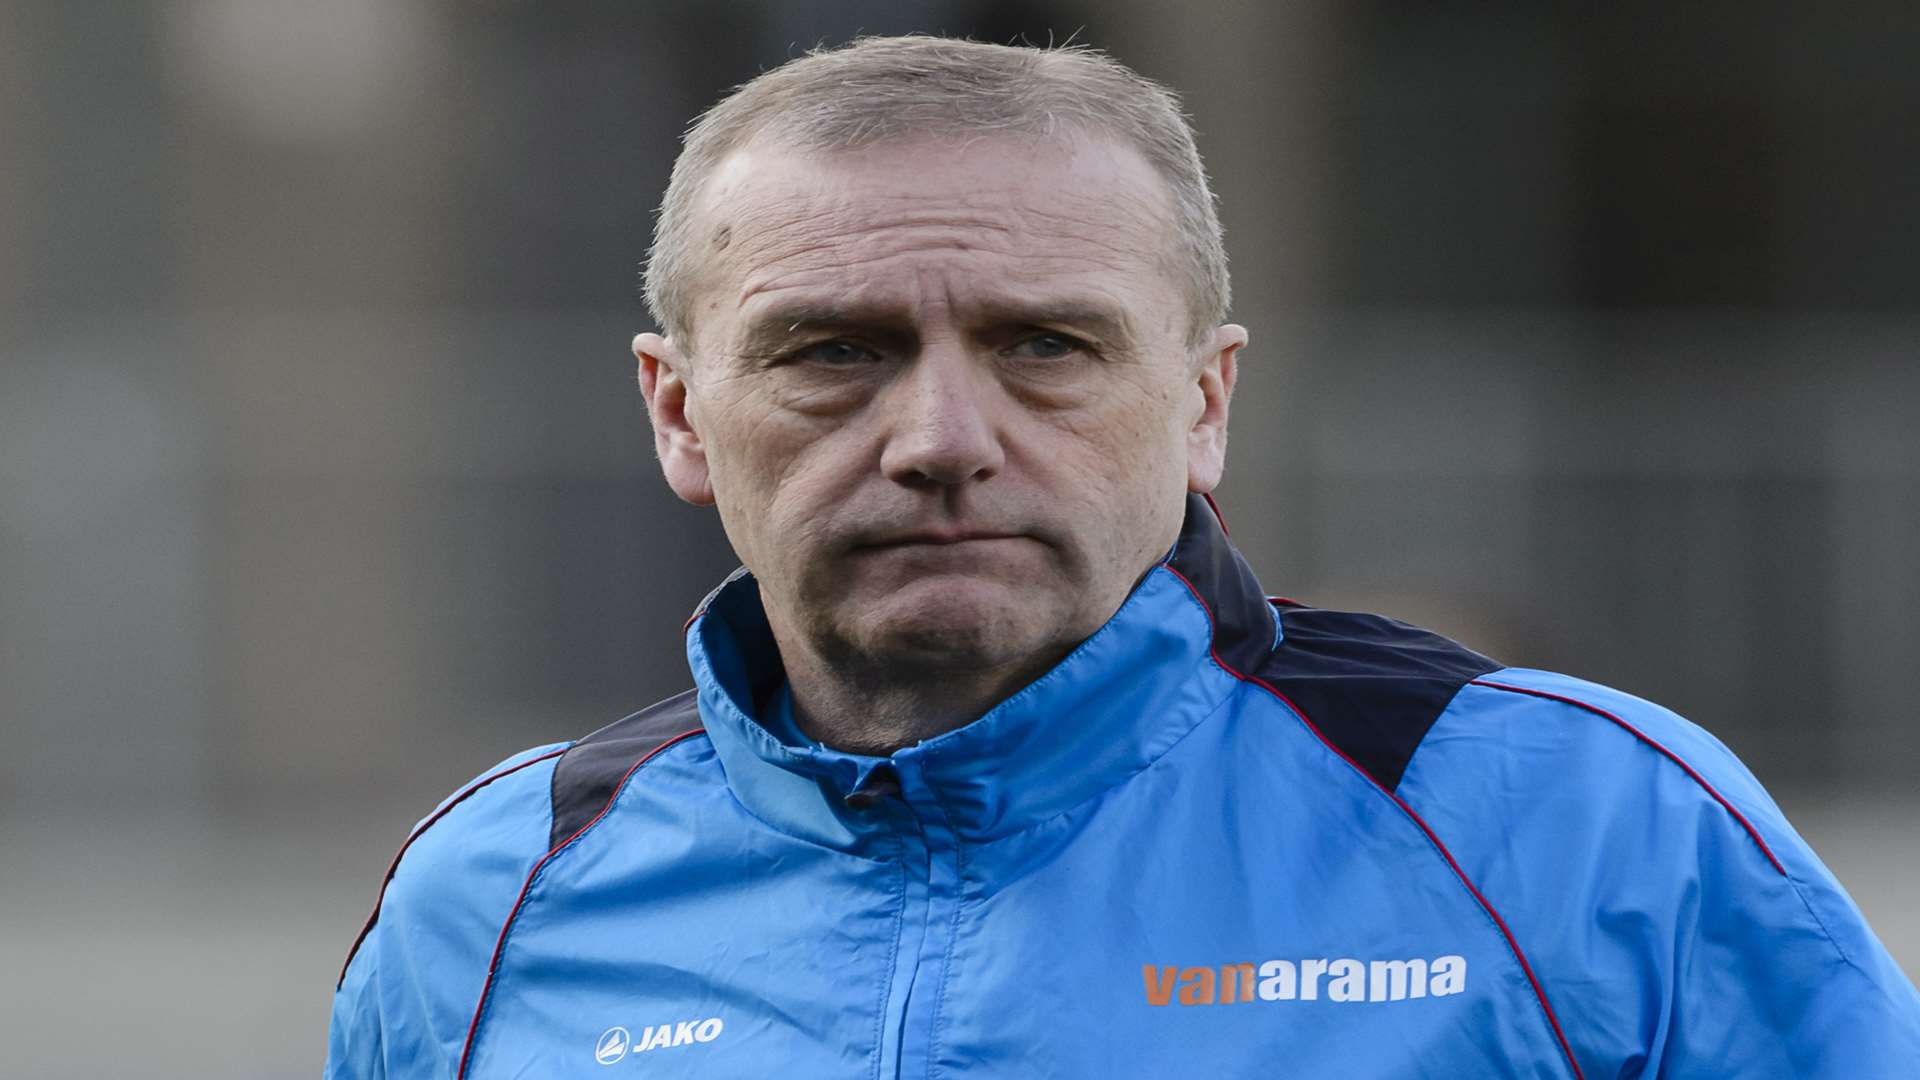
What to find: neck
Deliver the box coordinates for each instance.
[777,637,1071,757]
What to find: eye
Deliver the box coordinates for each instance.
[1007,333,1087,361]
[789,340,879,366]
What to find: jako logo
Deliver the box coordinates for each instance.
[595,1027,631,1065]
[1143,956,1467,1006]
[595,1018,723,1064]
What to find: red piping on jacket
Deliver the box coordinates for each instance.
[337,746,570,989]
[1471,679,1787,876]
[456,729,704,1078]
[1200,490,1230,535]
[1163,565,1586,1080]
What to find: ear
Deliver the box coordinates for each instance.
[634,332,715,506]
[1185,323,1246,494]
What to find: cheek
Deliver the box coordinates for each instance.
[1015,389,1190,553]
[1049,385,1187,486]
[1089,389,1193,528]
[706,404,873,563]
[698,398,802,561]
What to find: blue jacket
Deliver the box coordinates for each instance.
[327,495,1920,1078]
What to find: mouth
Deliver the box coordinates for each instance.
[852,530,1026,552]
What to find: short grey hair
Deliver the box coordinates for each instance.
[643,35,1230,350]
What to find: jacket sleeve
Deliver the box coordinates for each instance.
[1650,766,1920,1077]
[1394,670,1920,1078]
[325,929,385,1079]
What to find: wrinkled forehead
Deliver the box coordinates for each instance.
[682,134,1183,340]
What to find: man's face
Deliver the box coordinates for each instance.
[637,134,1242,680]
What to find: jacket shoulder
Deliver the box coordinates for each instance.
[1397,667,1920,1074]
[338,740,571,987]
[327,740,572,1076]
[342,689,708,980]
[1421,667,1785,860]
[328,692,711,1076]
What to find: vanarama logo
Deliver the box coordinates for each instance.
[1143,956,1467,1006]
[594,1018,723,1064]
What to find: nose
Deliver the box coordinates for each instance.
[878,344,1005,488]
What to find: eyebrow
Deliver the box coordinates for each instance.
[735,297,1139,356]
[974,299,1138,345]
[733,305,900,358]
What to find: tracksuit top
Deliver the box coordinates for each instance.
[326,494,1920,1078]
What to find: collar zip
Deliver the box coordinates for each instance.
[842,761,902,811]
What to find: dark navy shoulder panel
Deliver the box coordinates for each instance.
[1258,604,1500,792]
[549,690,705,848]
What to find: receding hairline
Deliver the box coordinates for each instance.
[644,36,1231,352]
[686,126,1183,314]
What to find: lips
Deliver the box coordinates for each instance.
[851,529,1026,553]
[871,532,1016,546]
[864,530,1029,545]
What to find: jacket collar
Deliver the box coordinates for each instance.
[687,494,1278,849]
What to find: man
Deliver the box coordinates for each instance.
[327,36,1920,1078]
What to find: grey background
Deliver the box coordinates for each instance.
[1,2,1914,1076]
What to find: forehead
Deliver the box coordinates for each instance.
[688,134,1181,336]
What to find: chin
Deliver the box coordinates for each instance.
[851,582,1048,672]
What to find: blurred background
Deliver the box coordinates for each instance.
[2,1,1915,1075]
